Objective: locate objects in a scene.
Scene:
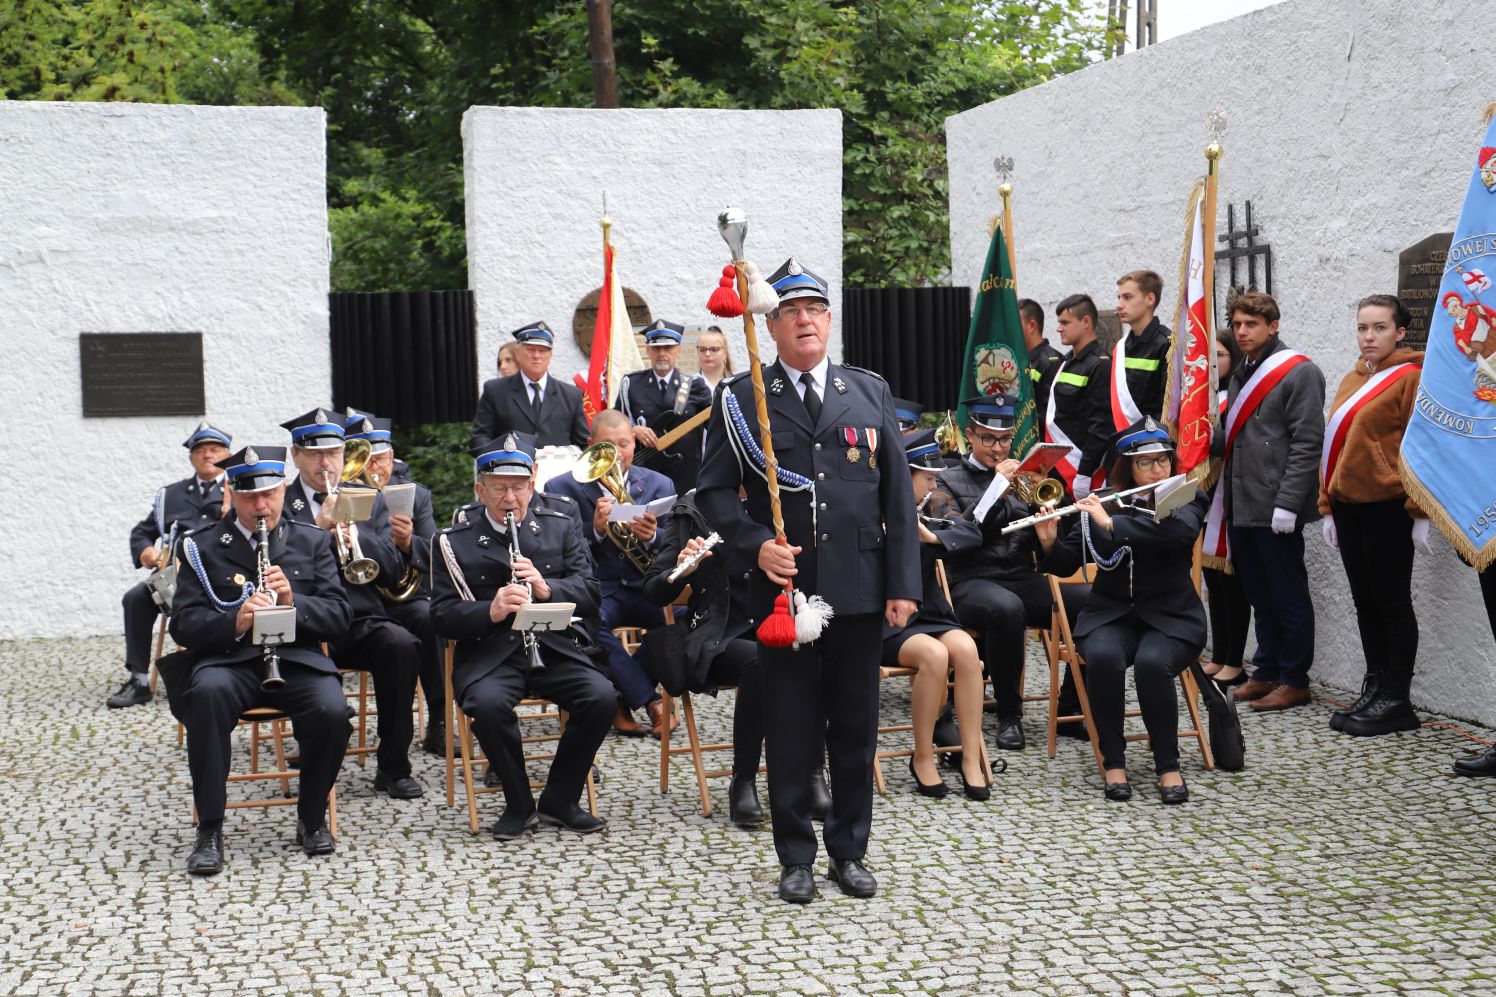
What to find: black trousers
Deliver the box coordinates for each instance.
[702,638,764,777]
[1334,499,1418,680]
[460,656,614,811]
[1228,524,1315,689]
[121,581,162,675]
[760,612,882,867]
[1080,618,1195,775]
[1203,566,1250,668]
[951,575,1090,717]
[1482,564,1496,642]
[330,617,421,777]
[184,663,351,829]
[383,597,441,720]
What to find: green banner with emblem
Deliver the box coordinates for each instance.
[955,224,1038,458]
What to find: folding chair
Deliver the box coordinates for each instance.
[189,707,338,836]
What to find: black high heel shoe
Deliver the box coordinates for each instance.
[1212,668,1247,689]
[908,757,949,798]
[960,768,991,801]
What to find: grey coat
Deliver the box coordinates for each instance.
[1224,336,1327,529]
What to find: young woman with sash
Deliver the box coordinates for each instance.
[1319,295,1426,736]
[1201,330,1252,688]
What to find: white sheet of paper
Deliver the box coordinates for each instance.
[512,602,578,633]
[972,472,1010,524]
[382,482,417,519]
[607,494,677,522]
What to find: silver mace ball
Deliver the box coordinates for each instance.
[718,207,748,261]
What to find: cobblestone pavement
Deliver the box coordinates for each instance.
[2,637,1495,996]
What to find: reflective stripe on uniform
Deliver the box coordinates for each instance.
[1124,357,1162,371]
[1055,371,1089,387]
[1029,368,1043,381]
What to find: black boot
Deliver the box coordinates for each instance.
[728,774,764,827]
[1341,673,1420,737]
[809,768,832,822]
[1330,669,1383,732]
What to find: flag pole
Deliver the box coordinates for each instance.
[995,156,1017,291]
[1202,112,1225,348]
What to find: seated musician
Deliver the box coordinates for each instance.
[344,409,445,755]
[884,430,990,800]
[1041,417,1211,804]
[279,408,425,799]
[112,421,234,709]
[616,319,714,497]
[430,434,613,839]
[639,489,766,828]
[169,446,353,875]
[941,394,1089,751]
[544,410,676,738]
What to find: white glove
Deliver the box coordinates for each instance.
[1072,474,1093,500]
[1321,517,1338,550]
[1271,507,1296,534]
[1412,517,1433,555]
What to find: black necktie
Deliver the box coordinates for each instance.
[313,491,327,506]
[530,382,543,419]
[800,372,822,425]
[658,378,669,405]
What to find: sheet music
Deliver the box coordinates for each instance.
[972,472,1010,524]
[607,494,677,522]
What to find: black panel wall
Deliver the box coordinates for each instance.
[841,286,972,414]
[330,290,477,425]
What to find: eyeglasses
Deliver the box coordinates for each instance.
[1132,455,1171,470]
[482,481,531,496]
[774,304,829,320]
[973,433,1014,449]
[697,345,724,354]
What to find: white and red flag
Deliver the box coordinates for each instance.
[1164,180,1217,478]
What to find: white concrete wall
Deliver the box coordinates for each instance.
[0,102,330,642]
[947,0,1496,722]
[463,107,843,385]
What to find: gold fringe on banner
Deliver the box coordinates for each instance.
[1399,458,1496,571]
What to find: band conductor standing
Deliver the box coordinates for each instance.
[696,256,920,905]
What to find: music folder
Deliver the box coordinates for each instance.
[512,603,578,633]
[1150,475,1198,522]
[252,605,297,646]
[332,487,376,524]
[381,482,417,519]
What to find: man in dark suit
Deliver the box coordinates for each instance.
[111,421,234,708]
[616,319,714,495]
[280,408,425,799]
[170,445,353,875]
[697,257,920,904]
[1020,298,1064,427]
[470,322,590,449]
[430,434,613,839]
[545,410,677,737]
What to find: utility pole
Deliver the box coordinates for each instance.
[586,0,619,108]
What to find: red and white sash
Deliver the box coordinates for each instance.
[1202,350,1312,562]
[1320,362,1419,491]
[1110,334,1145,431]
[1044,361,1080,488]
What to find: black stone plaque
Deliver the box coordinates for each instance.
[1398,232,1453,350]
[80,332,205,418]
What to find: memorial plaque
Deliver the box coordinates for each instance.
[1398,232,1453,350]
[80,332,205,418]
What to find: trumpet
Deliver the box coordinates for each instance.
[322,467,380,585]
[667,532,722,583]
[255,516,286,691]
[999,481,1167,535]
[1011,470,1065,509]
[505,511,545,672]
[572,441,655,573]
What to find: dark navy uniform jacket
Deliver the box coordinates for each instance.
[616,368,714,481]
[940,457,1049,585]
[471,373,590,450]
[169,516,351,678]
[1043,491,1211,648]
[1049,339,1114,478]
[281,477,406,620]
[544,464,675,597]
[429,502,600,700]
[1028,338,1065,430]
[129,476,225,565]
[1113,317,1172,423]
[696,359,921,619]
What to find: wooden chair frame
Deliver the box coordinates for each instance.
[442,641,598,835]
[189,707,338,836]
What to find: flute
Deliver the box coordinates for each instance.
[667,532,723,583]
[999,481,1165,535]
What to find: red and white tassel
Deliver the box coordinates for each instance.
[707,263,744,318]
[792,589,833,645]
[757,591,797,647]
[742,260,780,315]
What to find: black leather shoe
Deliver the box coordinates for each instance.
[1453,746,1496,777]
[107,678,152,709]
[809,769,832,822]
[778,864,816,904]
[827,859,877,898]
[186,826,224,876]
[484,766,501,788]
[1055,721,1089,741]
[296,820,336,856]
[491,806,539,841]
[1104,781,1132,802]
[908,758,949,799]
[374,770,425,799]
[960,769,991,802]
[1341,691,1420,737]
[421,720,445,756]
[1159,780,1189,805]
[994,715,1025,751]
[537,798,606,834]
[1331,672,1384,732]
[728,775,764,827]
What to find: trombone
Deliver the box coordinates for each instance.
[999,481,1167,535]
[572,441,655,573]
[322,439,380,584]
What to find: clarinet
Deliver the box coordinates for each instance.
[505,511,546,673]
[256,516,286,691]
